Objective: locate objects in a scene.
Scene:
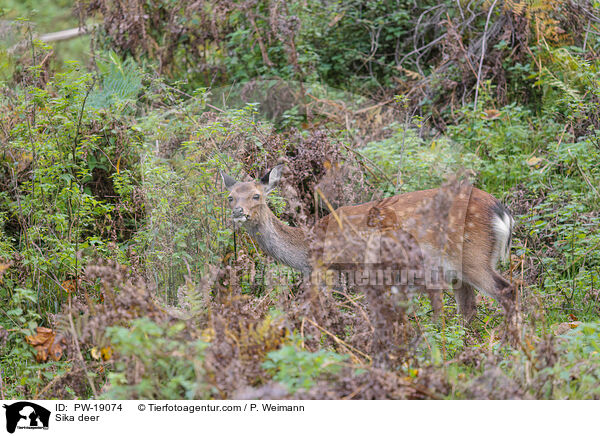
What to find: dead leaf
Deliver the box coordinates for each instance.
[62,279,76,294]
[100,346,113,361]
[482,109,501,120]
[553,321,581,336]
[90,347,101,360]
[26,327,65,362]
[0,262,10,282]
[396,66,423,80]
[527,156,543,167]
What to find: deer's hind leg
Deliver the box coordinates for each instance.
[453,281,477,323]
[464,267,515,315]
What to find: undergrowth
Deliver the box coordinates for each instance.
[1,0,600,400]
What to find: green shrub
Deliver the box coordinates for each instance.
[262,342,347,392]
[103,318,210,399]
[539,323,600,399]
[361,125,479,194]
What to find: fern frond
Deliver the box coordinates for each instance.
[89,52,143,109]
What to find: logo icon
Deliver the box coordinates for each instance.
[2,402,50,434]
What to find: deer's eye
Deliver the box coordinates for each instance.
[253,194,260,200]
[228,196,233,202]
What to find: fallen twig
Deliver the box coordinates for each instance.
[473,0,499,109]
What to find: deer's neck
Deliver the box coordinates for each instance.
[244,207,311,275]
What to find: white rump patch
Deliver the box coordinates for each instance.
[492,212,513,264]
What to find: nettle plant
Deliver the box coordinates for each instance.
[0,62,143,314]
[262,340,348,393]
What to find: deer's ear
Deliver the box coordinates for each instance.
[260,164,284,194]
[220,171,238,190]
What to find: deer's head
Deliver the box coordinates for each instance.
[220,165,284,226]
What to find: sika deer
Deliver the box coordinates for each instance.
[220,165,515,321]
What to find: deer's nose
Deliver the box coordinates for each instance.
[233,206,244,217]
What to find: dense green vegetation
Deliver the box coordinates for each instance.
[0,0,599,399]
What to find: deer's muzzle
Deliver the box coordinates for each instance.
[232,207,248,222]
